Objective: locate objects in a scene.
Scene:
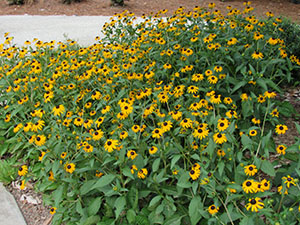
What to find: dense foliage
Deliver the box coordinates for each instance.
[1,2,300,225]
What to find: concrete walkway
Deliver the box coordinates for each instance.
[0,183,27,225]
[0,15,112,46]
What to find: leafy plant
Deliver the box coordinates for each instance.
[111,0,124,6]
[62,0,82,4]
[0,159,17,185]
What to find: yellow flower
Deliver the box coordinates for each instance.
[208,204,219,215]
[275,124,288,134]
[282,175,296,188]
[244,165,258,176]
[130,165,138,174]
[137,168,148,179]
[213,133,227,144]
[39,151,46,161]
[252,51,263,59]
[104,139,119,153]
[35,134,46,146]
[242,179,258,193]
[276,145,286,155]
[65,163,76,174]
[127,150,138,160]
[50,207,57,215]
[52,105,65,116]
[149,146,158,155]
[249,129,257,136]
[152,128,163,139]
[18,165,28,176]
[189,168,200,180]
[246,197,264,212]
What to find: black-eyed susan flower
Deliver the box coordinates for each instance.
[127,150,138,160]
[217,118,229,132]
[180,118,193,128]
[35,134,46,146]
[137,168,148,179]
[152,128,163,139]
[242,179,258,193]
[95,117,105,127]
[13,123,23,133]
[276,145,286,155]
[207,75,218,84]
[92,130,104,141]
[275,124,288,134]
[264,91,277,99]
[149,146,158,155]
[260,179,270,191]
[159,121,173,132]
[210,95,221,104]
[130,165,138,174]
[104,139,119,153]
[84,144,93,153]
[246,197,264,212]
[244,165,258,176]
[213,133,227,144]
[278,185,288,195]
[52,105,65,116]
[208,204,219,215]
[83,119,93,129]
[20,180,26,190]
[192,127,209,140]
[50,207,57,215]
[101,105,111,114]
[282,175,296,188]
[249,129,257,137]
[119,131,128,139]
[74,117,84,126]
[31,120,45,132]
[39,151,46,161]
[189,168,200,180]
[132,125,140,133]
[217,149,225,157]
[252,51,263,59]
[65,163,75,174]
[18,165,28,176]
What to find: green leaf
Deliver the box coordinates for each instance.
[177,172,192,188]
[80,180,97,195]
[93,174,116,189]
[294,122,300,134]
[170,155,181,169]
[152,158,160,172]
[164,214,182,225]
[52,160,60,176]
[231,80,247,94]
[83,215,100,225]
[256,78,267,91]
[76,200,84,216]
[241,134,252,150]
[114,196,126,219]
[261,160,275,177]
[126,209,136,224]
[240,216,255,225]
[53,185,64,206]
[218,161,225,177]
[189,196,202,225]
[148,195,162,211]
[127,187,138,210]
[88,197,102,216]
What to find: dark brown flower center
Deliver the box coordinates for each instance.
[246,181,252,186]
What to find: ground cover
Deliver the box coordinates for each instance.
[0,2,300,225]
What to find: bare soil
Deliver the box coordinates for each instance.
[1,0,300,224]
[0,0,299,22]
